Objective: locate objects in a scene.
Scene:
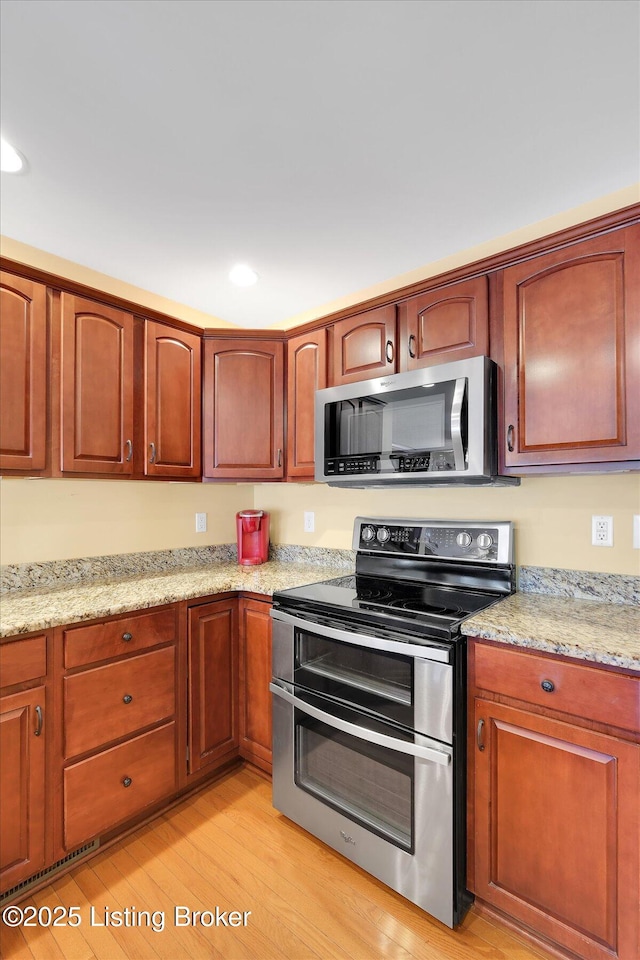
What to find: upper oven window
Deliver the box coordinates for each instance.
[294,630,413,729]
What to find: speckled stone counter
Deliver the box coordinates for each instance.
[462,593,640,673]
[0,556,353,638]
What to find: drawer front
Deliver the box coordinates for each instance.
[64,721,176,850]
[64,646,175,758]
[0,635,47,688]
[63,607,177,669]
[473,642,640,734]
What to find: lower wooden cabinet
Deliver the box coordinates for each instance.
[238,597,273,773]
[187,598,239,777]
[469,640,640,960]
[0,686,46,894]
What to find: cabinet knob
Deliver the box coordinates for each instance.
[122,777,132,788]
[122,694,133,704]
[122,632,132,642]
[541,679,555,693]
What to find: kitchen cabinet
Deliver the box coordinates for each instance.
[57,607,178,853]
[203,337,285,480]
[286,328,327,479]
[0,272,48,473]
[329,305,396,385]
[187,598,239,778]
[469,640,640,960]
[238,597,273,773]
[143,320,201,478]
[0,634,48,895]
[501,223,640,470]
[60,294,135,475]
[397,275,489,370]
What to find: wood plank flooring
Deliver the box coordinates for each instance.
[1,767,558,960]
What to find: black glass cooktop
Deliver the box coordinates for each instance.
[273,574,501,640]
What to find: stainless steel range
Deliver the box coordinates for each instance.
[270,517,515,928]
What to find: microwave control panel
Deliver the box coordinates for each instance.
[324,456,380,476]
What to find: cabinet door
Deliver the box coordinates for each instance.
[329,305,396,385]
[0,687,46,893]
[203,339,284,479]
[238,598,272,773]
[187,600,238,776]
[0,272,47,472]
[502,225,640,468]
[60,294,135,474]
[286,329,327,479]
[473,698,640,960]
[397,276,489,371]
[144,320,201,478]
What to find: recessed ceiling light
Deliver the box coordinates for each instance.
[229,264,258,287]
[1,137,25,173]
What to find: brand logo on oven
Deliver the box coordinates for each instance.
[340,830,356,846]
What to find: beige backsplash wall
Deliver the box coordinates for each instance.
[256,475,640,576]
[2,474,639,575]
[0,479,253,565]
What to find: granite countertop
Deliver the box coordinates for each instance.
[1,550,638,674]
[0,559,351,638]
[463,592,640,673]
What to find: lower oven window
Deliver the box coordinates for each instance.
[295,713,414,852]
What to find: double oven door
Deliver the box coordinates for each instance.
[270,607,469,928]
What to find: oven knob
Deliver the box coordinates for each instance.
[376,526,391,543]
[361,524,376,543]
[477,533,493,549]
[456,532,472,548]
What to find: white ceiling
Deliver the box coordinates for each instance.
[1,0,638,328]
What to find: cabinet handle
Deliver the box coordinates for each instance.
[149,442,157,464]
[541,679,555,693]
[408,334,416,359]
[122,777,132,788]
[125,439,133,462]
[476,718,485,752]
[122,694,133,704]
[385,339,394,363]
[507,424,515,452]
[122,632,132,642]
[277,448,282,468]
[34,705,43,737]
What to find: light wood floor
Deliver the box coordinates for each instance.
[1,766,558,960]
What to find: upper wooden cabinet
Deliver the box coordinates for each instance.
[144,320,201,478]
[329,305,396,385]
[60,294,135,475]
[0,272,48,473]
[501,224,640,469]
[287,328,327,480]
[203,338,284,480]
[397,276,489,371]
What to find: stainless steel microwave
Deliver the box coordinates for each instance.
[314,356,518,487]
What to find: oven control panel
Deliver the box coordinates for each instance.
[354,518,513,564]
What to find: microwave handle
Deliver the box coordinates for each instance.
[451,377,466,471]
[269,681,451,766]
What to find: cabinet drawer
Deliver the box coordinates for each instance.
[63,607,176,669]
[64,721,176,850]
[0,635,47,688]
[64,647,175,758]
[474,642,640,734]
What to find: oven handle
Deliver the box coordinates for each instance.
[270,608,451,663]
[269,681,452,766]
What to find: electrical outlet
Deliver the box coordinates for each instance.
[304,511,315,533]
[591,515,613,547]
[195,512,207,533]
[633,515,640,549]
